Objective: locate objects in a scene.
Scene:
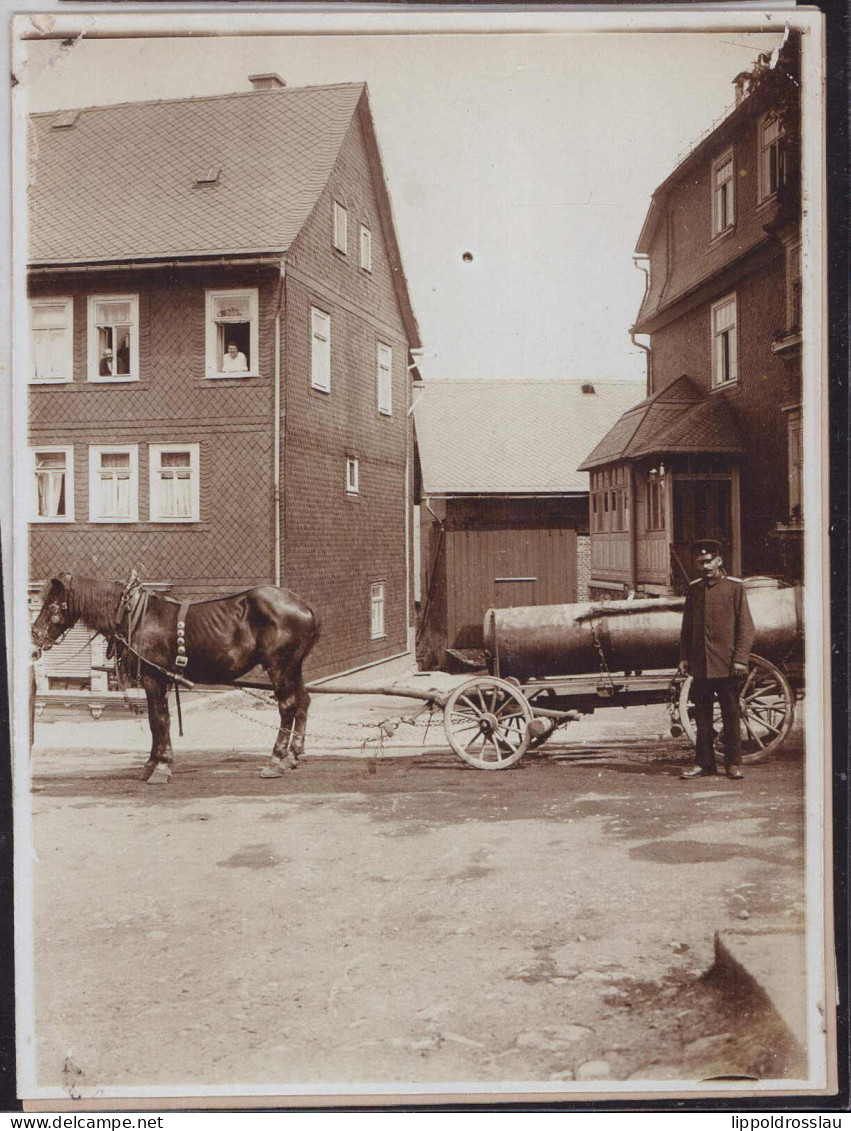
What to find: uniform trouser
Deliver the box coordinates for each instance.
[692,676,742,771]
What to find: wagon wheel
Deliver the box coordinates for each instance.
[443,676,534,770]
[678,654,795,765]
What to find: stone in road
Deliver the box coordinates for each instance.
[27,739,805,1095]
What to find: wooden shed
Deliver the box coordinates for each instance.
[413,379,643,669]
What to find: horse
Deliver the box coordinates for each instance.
[31,573,319,784]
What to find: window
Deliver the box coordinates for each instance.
[333,202,348,254]
[712,150,735,236]
[30,298,73,383]
[370,582,386,640]
[32,447,74,521]
[591,468,628,533]
[785,406,803,523]
[206,289,258,378]
[377,342,392,415]
[311,307,331,392]
[88,295,139,381]
[758,113,785,203]
[646,478,665,532]
[359,225,372,272]
[89,445,138,522]
[786,240,802,332]
[150,443,200,522]
[711,294,738,387]
[346,456,359,495]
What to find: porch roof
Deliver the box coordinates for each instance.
[578,375,745,471]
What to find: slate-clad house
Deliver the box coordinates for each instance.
[579,42,802,596]
[28,75,421,690]
[413,379,642,669]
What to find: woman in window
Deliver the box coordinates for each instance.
[220,341,248,373]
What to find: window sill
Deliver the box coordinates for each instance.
[378,409,393,418]
[89,517,140,524]
[710,379,739,394]
[771,333,802,356]
[756,194,778,215]
[87,376,139,385]
[206,372,260,381]
[370,634,387,642]
[311,384,331,395]
[360,266,373,276]
[346,491,360,500]
[149,518,201,525]
[31,516,75,524]
[30,378,72,386]
[708,226,736,248]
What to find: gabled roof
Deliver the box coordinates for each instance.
[414,379,644,495]
[578,375,745,470]
[28,81,420,345]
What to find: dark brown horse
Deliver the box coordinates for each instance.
[31,574,319,783]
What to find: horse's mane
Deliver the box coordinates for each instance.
[67,575,124,633]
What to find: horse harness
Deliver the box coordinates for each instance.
[109,572,195,734]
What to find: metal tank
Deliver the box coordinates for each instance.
[483,584,803,683]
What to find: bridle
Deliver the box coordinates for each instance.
[33,573,74,650]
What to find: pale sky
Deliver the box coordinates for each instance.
[20,23,784,384]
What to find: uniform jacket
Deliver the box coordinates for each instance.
[678,575,756,679]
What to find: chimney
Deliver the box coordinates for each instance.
[249,73,286,91]
[581,383,596,395]
[732,71,751,107]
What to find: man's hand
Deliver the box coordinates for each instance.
[732,662,748,679]
[677,661,690,677]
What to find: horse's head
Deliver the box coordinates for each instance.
[31,575,77,651]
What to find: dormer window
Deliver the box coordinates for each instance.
[333,202,348,254]
[194,167,220,187]
[712,149,735,236]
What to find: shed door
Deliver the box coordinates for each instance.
[448,526,577,648]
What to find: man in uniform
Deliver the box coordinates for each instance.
[677,539,755,780]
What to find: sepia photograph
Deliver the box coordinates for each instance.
[6,7,834,1107]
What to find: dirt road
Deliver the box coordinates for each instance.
[26,693,805,1097]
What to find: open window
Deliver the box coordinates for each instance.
[758,113,785,203]
[712,149,735,237]
[31,446,74,522]
[205,289,258,378]
[88,295,139,381]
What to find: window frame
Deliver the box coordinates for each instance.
[333,202,348,254]
[346,456,360,496]
[370,581,386,640]
[205,288,260,379]
[149,442,201,524]
[711,148,735,238]
[359,225,373,272]
[784,404,803,523]
[758,112,784,204]
[29,297,74,384]
[87,294,140,383]
[88,444,139,523]
[646,478,665,532]
[310,306,332,393]
[377,342,393,416]
[786,238,802,332]
[711,293,739,388]
[31,445,75,523]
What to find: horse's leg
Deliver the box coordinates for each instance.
[289,664,311,767]
[139,675,174,784]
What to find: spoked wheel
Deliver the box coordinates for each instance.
[443,676,534,769]
[678,653,795,765]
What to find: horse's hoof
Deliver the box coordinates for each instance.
[139,761,157,782]
[260,763,285,779]
[286,758,299,771]
[145,763,173,785]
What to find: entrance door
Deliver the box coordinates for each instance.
[672,478,733,586]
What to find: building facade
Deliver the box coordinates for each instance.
[580,43,802,597]
[27,77,420,691]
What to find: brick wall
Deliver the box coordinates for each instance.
[282,110,413,679]
[576,534,591,601]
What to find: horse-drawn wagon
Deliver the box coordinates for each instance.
[433,580,803,770]
[31,572,803,778]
